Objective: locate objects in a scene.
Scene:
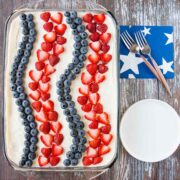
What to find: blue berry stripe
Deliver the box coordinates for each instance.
[10,13,38,167]
[56,11,88,166]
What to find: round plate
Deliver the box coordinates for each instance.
[120,99,180,162]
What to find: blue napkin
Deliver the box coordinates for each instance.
[120,26,174,79]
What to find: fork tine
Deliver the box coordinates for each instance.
[121,33,131,49]
[135,32,143,49]
[123,31,134,46]
[140,31,148,45]
[138,31,146,46]
[125,31,135,44]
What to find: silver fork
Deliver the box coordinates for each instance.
[121,31,161,81]
[135,31,171,95]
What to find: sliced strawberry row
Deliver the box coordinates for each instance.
[28,11,67,167]
[78,13,113,166]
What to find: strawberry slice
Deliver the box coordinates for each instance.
[41,148,51,158]
[93,103,103,114]
[41,92,50,101]
[29,90,41,101]
[89,93,100,105]
[100,33,111,44]
[101,44,110,53]
[89,120,99,129]
[35,61,45,71]
[37,49,49,61]
[82,103,92,112]
[101,54,112,64]
[43,22,53,32]
[41,75,51,83]
[32,101,42,112]
[89,42,102,52]
[52,144,64,156]
[44,64,56,76]
[88,53,101,64]
[54,24,67,35]
[40,12,51,22]
[89,139,101,149]
[41,42,53,52]
[81,72,94,85]
[98,145,111,156]
[49,156,60,166]
[83,13,93,23]
[101,124,111,134]
[87,147,98,158]
[35,110,48,122]
[40,134,53,147]
[86,23,96,33]
[29,70,43,82]
[39,82,50,92]
[42,100,54,112]
[47,111,58,121]
[93,157,103,164]
[93,14,106,24]
[77,96,88,105]
[79,85,89,95]
[98,64,108,74]
[97,112,109,124]
[83,156,93,166]
[51,121,62,134]
[54,134,64,145]
[38,156,49,166]
[84,111,96,121]
[101,134,112,145]
[39,122,51,134]
[89,83,99,93]
[44,32,57,43]
[57,36,67,45]
[49,54,60,66]
[86,64,97,75]
[53,43,64,55]
[87,129,100,139]
[89,32,100,42]
[97,24,108,33]
[50,12,63,24]
[28,82,39,91]
[95,73,106,84]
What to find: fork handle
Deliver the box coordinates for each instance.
[149,55,172,96]
[140,55,162,81]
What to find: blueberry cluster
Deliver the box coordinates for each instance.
[57,11,88,166]
[10,13,38,167]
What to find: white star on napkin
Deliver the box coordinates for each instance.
[159,58,173,74]
[120,52,144,74]
[164,33,173,45]
[141,27,151,36]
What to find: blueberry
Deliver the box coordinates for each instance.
[73,42,81,50]
[65,69,70,76]
[66,17,73,24]
[23,147,29,155]
[73,50,80,57]
[28,152,36,160]
[16,98,22,106]
[80,47,88,54]
[17,71,23,78]
[13,91,19,98]
[60,74,66,81]
[56,80,64,88]
[71,159,78,166]
[27,14,33,21]
[19,42,26,49]
[12,62,18,70]
[24,49,31,57]
[73,67,81,74]
[78,62,84,68]
[76,121,84,129]
[27,114,34,122]
[30,144,37,152]
[22,120,29,126]
[70,11,77,18]
[78,129,86,137]
[70,23,77,29]
[81,39,88,46]
[70,130,78,137]
[68,73,76,81]
[19,64,26,71]
[24,140,30,147]
[20,113,27,119]
[74,17,82,25]
[63,159,71,166]
[66,151,75,159]
[80,32,88,39]
[30,129,38,136]
[66,116,73,123]
[17,86,23,93]
[69,108,77,115]
[64,11,70,17]
[25,133,31,140]
[64,79,71,87]
[64,109,70,116]
[21,154,28,161]
[23,36,29,42]
[20,14,26,20]
[65,95,72,101]
[25,107,32,114]
[29,29,36,36]
[18,106,24,112]
[30,122,37,129]
[22,100,29,107]
[19,93,27,100]
[22,28,29,35]
[78,144,86,152]
[11,84,17,91]
[57,90,64,97]
[26,43,33,50]
[73,115,81,122]
[79,54,86,61]
[16,78,23,86]
[58,96,65,102]
[69,122,76,129]
[30,137,38,144]
[70,144,78,152]
[28,36,35,43]
[25,126,31,133]
[74,35,81,42]
[25,160,32,167]
[75,152,82,159]
[77,25,85,33]
[28,21,35,29]
[72,29,78,35]
[68,63,74,70]
[61,102,68,109]
[72,137,79,145]
[19,160,26,167]
[80,137,87,144]
[73,57,79,64]
[67,101,75,108]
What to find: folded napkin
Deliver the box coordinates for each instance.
[120,26,174,79]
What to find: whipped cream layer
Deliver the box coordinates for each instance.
[5,11,118,169]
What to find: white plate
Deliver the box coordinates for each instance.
[120,99,180,162]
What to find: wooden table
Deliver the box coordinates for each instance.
[0,0,179,179]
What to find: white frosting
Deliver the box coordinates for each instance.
[5,11,118,169]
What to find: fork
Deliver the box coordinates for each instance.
[135,31,171,95]
[121,31,161,81]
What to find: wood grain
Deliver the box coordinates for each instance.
[0,0,179,179]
